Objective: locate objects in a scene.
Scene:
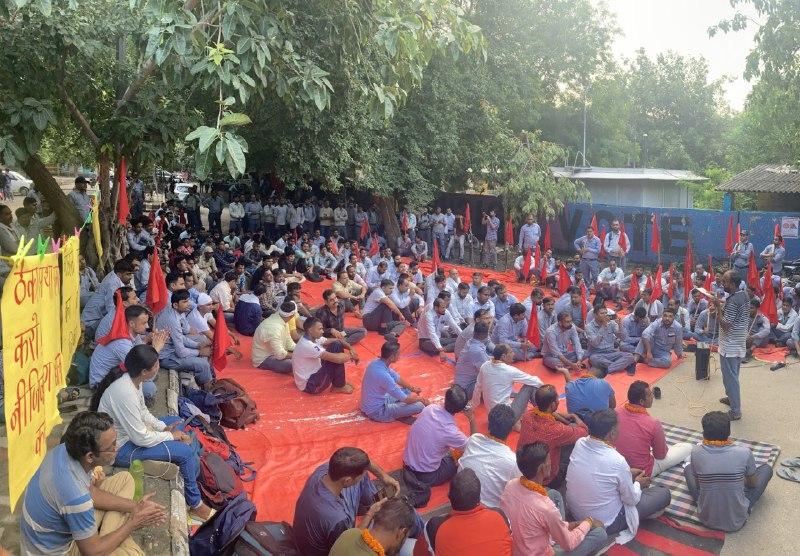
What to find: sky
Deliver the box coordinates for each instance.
[602,0,760,110]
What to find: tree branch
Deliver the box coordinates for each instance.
[56,57,101,148]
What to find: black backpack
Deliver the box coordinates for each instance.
[189,493,256,556]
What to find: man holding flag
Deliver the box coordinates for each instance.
[730,229,754,273]
[760,235,785,282]
[604,219,630,268]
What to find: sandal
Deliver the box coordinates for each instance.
[58,387,81,405]
[188,507,216,525]
[777,467,800,483]
[781,457,800,468]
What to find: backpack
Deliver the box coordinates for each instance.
[198,452,246,508]
[189,425,257,482]
[231,521,300,556]
[189,492,257,556]
[211,378,259,429]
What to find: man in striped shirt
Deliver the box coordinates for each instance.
[713,270,749,421]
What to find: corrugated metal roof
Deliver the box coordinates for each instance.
[716,164,800,193]
[550,167,706,182]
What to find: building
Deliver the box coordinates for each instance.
[716,164,800,212]
[551,166,706,209]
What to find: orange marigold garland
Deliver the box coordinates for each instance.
[623,402,648,415]
[519,477,548,496]
[530,407,555,420]
[578,372,595,379]
[703,439,733,447]
[361,529,385,556]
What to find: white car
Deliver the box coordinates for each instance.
[173,182,197,202]
[6,171,33,196]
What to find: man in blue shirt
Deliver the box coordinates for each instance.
[21,411,165,555]
[635,307,684,368]
[730,229,753,271]
[542,312,584,378]
[621,307,650,352]
[564,366,616,427]
[454,322,492,398]
[360,342,427,423]
[154,289,214,387]
[574,225,601,285]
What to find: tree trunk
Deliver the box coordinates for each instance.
[375,195,400,248]
[22,153,81,237]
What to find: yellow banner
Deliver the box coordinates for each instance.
[61,236,81,357]
[91,194,103,260]
[2,253,66,508]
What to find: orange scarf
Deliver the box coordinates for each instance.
[703,439,733,447]
[530,407,555,420]
[519,477,548,496]
[624,402,648,415]
[578,372,595,379]
[361,529,385,556]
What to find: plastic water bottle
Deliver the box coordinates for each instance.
[130,460,144,501]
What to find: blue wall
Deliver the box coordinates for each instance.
[552,203,800,266]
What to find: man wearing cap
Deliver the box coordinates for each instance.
[251,300,298,374]
[730,230,753,272]
[69,176,93,221]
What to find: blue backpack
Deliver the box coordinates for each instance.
[189,492,256,556]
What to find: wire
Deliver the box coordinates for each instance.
[670,349,720,417]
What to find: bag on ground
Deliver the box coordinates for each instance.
[211,378,259,429]
[231,521,300,556]
[189,492,256,556]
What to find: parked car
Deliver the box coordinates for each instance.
[173,182,197,202]
[6,170,33,196]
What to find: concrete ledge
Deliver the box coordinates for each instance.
[170,489,190,555]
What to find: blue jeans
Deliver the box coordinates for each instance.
[160,354,213,385]
[364,391,424,422]
[720,355,743,415]
[114,416,202,508]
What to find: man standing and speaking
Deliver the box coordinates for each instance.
[713,270,749,421]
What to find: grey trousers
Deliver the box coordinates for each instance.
[579,258,599,285]
[549,490,609,556]
[257,355,293,374]
[543,351,578,371]
[510,384,539,421]
[419,337,455,355]
[363,304,407,337]
[606,486,672,535]
[589,350,635,374]
[720,355,743,415]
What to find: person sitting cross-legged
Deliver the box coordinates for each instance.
[19,411,166,556]
[363,279,408,341]
[491,303,537,361]
[360,341,427,424]
[472,344,543,425]
[620,307,649,353]
[412,468,512,556]
[251,300,298,374]
[769,298,797,346]
[684,411,773,532]
[615,381,692,477]
[330,497,417,556]
[518,385,589,488]
[418,297,461,359]
[566,409,671,536]
[458,404,520,509]
[453,322,491,399]
[292,316,358,395]
[316,288,367,346]
[634,307,684,368]
[542,311,585,379]
[564,365,616,426]
[585,306,637,376]
[501,442,608,556]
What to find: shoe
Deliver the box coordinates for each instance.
[771,362,786,372]
[727,411,742,421]
[626,363,636,376]
[719,397,730,406]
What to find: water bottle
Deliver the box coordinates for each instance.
[130,459,144,501]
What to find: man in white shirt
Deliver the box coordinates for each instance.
[418,298,461,359]
[228,195,245,233]
[472,286,495,318]
[451,283,475,325]
[596,259,625,306]
[513,252,537,283]
[566,409,671,536]
[273,200,289,236]
[492,303,536,361]
[458,404,519,508]
[292,316,358,394]
[472,344,543,423]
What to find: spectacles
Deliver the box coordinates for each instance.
[96,442,117,453]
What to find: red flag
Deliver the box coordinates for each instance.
[667,263,675,299]
[762,263,778,325]
[725,215,734,254]
[368,235,380,257]
[599,225,607,258]
[704,255,714,291]
[212,305,233,371]
[328,240,339,256]
[590,213,599,236]
[148,209,156,222]
[146,250,169,315]
[683,240,693,303]
[649,265,663,303]
[117,158,130,225]
[619,222,628,253]
[557,263,571,295]
[543,222,552,251]
[526,302,541,348]
[522,248,532,281]
[401,211,409,233]
[736,223,741,244]
[179,208,187,225]
[580,282,588,324]
[628,271,640,301]
[504,217,514,245]
[534,243,541,271]
[775,223,785,247]
[464,205,472,233]
[431,235,441,272]
[359,218,370,240]
[747,249,760,293]
[650,213,661,254]
[97,290,130,346]
[645,274,653,291]
[538,246,547,282]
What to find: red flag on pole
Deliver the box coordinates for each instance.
[401,211,409,233]
[667,263,675,299]
[534,243,541,270]
[580,282,588,324]
[736,223,742,244]
[505,217,514,245]
[522,248,532,281]
[683,240,693,303]
[762,263,778,325]
[590,214,599,236]
[328,240,339,256]
[97,290,130,346]
[747,250,760,293]
[212,305,233,371]
[619,222,628,253]
[725,216,734,254]
[628,271,640,301]
[359,218,370,240]
[599,225,607,258]
[645,274,653,291]
[526,303,541,348]
[464,205,471,233]
[704,255,714,291]
[368,234,380,257]
[543,222,552,251]
[431,235,441,272]
[649,265,663,303]
[774,223,785,246]
[117,157,129,225]
[557,263,571,295]
[146,250,169,315]
[650,213,661,254]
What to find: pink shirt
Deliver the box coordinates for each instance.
[500,479,590,556]
[614,405,667,475]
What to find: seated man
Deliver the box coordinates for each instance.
[585,306,636,376]
[634,288,663,320]
[693,304,721,345]
[292,317,358,395]
[501,442,607,556]
[20,411,165,555]
[769,298,797,346]
[450,282,475,326]
[458,404,520,509]
[418,298,461,358]
[153,289,214,388]
[468,271,485,298]
[666,297,692,339]
[390,274,424,325]
[251,301,297,373]
[566,409,672,536]
[363,279,408,341]
[233,282,264,336]
[454,309,494,359]
[542,311,585,376]
[293,447,408,556]
[403,385,477,491]
[514,251,538,283]
[519,385,588,488]
[330,497,416,556]
[412,468,512,556]
[620,307,649,352]
[93,286,139,343]
[684,411,773,532]
[635,307,684,368]
[615,381,692,477]
[332,267,365,316]
[454,322,491,399]
[316,288,367,346]
[686,288,709,332]
[360,341,427,423]
[472,286,496,318]
[564,365,616,424]
[554,287,587,334]
[492,284,519,320]
[596,259,625,306]
[411,236,428,262]
[472,344,543,422]
[491,303,536,362]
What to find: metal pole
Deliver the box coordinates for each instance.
[582,91,587,167]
